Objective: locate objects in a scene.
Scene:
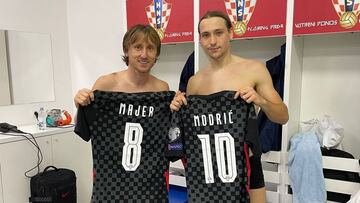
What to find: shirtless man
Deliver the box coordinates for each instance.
[170,11,289,203]
[73,24,171,202]
[74,24,168,106]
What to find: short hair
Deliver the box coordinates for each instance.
[122,24,161,66]
[198,10,232,33]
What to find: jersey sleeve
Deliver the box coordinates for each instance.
[165,112,184,162]
[74,106,95,142]
[245,105,262,157]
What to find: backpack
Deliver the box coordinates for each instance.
[29,166,76,203]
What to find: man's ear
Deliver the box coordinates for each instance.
[123,47,128,56]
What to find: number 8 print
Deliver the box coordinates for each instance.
[122,122,143,171]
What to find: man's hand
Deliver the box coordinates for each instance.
[234,87,265,106]
[74,88,94,108]
[169,91,187,112]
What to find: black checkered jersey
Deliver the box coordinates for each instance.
[75,90,175,202]
[173,91,261,203]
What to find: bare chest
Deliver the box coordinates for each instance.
[108,81,158,93]
[196,71,255,95]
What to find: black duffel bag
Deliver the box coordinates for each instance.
[29,166,76,203]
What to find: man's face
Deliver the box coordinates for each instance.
[199,17,232,60]
[127,35,158,73]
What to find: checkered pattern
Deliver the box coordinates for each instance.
[179,91,259,202]
[332,0,360,16]
[224,0,256,24]
[146,0,172,30]
[76,91,175,202]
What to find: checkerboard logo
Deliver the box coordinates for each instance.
[224,0,257,36]
[146,0,172,40]
[332,0,360,29]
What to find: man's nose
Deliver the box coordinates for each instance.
[210,35,216,45]
[140,48,148,57]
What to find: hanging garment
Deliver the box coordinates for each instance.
[288,131,327,203]
[178,51,194,92]
[257,44,285,152]
[300,115,344,150]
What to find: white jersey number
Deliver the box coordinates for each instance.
[122,122,143,171]
[198,133,237,183]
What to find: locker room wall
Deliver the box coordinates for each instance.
[67,0,360,158]
[0,0,72,126]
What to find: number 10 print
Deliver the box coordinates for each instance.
[198,133,237,183]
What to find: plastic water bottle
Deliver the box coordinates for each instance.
[38,107,47,130]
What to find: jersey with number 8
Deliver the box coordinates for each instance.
[75,90,174,202]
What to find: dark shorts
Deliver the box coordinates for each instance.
[249,156,265,189]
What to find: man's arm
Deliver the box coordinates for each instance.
[235,62,288,124]
[254,63,288,124]
[186,76,197,96]
[256,84,288,124]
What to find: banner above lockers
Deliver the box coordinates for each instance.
[126,0,193,44]
[199,0,286,38]
[293,0,360,35]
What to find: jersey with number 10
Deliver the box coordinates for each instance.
[178,91,261,202]
[75,90,175,202]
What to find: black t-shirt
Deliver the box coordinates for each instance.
[168,91,261,202]
[75,90,175,202]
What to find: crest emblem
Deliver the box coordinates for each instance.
[168,127,181,142]
[332,0,360,29]
[146,0,172,40]
[224,0,257,36]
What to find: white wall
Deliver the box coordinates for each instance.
[0,30,11,106]
[66,0,359,159]
[67,0,126,114]
[152,43,194,91]
[7,31,55,105]
[67,0,194,113]
[300,32,360,157]
[0,0,72,126]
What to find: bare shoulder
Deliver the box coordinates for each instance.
[150,75,169,91]
[235,56,265,70]
[249,59,266,71]
[234,57,268,77]
[247,59,269,78]
[186,76,197,95]
[186,68,207,95]
[238,57,272,87]
[92,71,122,91]
[193,64,212,79]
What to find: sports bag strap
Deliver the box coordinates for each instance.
[43,165,58,172]
[29,196,53,202]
